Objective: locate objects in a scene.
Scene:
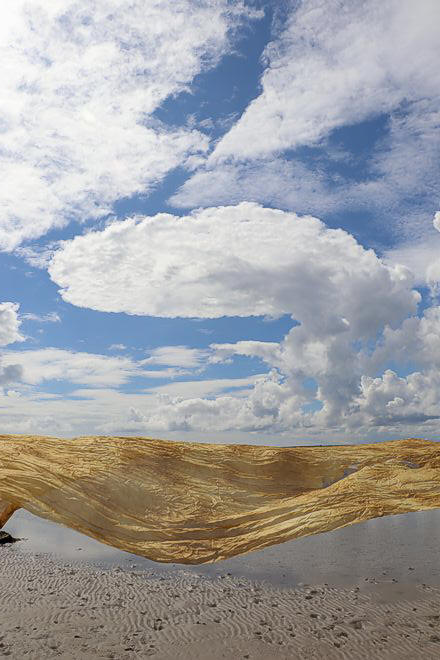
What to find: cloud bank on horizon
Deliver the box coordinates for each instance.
[1,0,440,443]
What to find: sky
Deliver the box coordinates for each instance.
[1,0,440,445]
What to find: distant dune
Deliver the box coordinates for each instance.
[1,435,439,564]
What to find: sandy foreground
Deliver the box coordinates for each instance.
[2,542,440,660]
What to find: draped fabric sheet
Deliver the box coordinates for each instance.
[1,435,439,564]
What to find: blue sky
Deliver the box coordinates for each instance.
[1,0,440,444]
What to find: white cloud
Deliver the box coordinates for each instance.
[0,0,258,250]
[1,348,142,386]
[0,302,25,389]
[384,239,440,288]
[45,202,431,432]
[112,370,288,433]
[13,244,59,269]
[358,103,440,240]
[0,363,23,388]
[5,202,436,438]
[172,9,440,247]
[159,321,440,433]
[212,0,440,161]
[21,311,61,323]
[143,374,262,399]
[48,203,419,326]
[142,346,210,368]
[0,302,25,346]
[427,213,440,291]
[367,306,440,373]
[0,372,281,439]
[384,211,440,287]
[3,2,439,441]
[141,368,191,380]
[352,370,440,428]
[172,105,440,246]
[2,335,440,439]
[210,340,281,366]
[0,344,227,390]
[170,158,339,213]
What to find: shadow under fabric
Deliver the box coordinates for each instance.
[1,435,440,564]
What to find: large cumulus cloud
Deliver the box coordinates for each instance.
[49,203,419,323]
[44,202,430,435]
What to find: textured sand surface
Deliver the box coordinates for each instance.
[2,545,440,659]
[1,435,440,563]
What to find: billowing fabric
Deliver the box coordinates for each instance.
[1,435,439,564]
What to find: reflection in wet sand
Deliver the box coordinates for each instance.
[5,507,440,591]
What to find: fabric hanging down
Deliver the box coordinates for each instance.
[1,435,439,564]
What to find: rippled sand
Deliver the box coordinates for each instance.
[2,545,440,659]
[1,435,440,563]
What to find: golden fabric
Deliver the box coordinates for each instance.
[1,435,439,564]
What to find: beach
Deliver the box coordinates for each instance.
[2,510,440,659]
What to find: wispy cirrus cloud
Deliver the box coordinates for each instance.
[141,346,211,369]
[21,311,61,323]
[0,344,219,389]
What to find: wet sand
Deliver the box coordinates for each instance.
[2,542,440,659]
[1,510,440,658]
[5,507,440,587]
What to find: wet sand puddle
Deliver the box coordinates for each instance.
[5,507,440,590]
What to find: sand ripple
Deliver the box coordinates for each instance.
[2,547,440,658]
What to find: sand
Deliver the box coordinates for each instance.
[2,542,440,659]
